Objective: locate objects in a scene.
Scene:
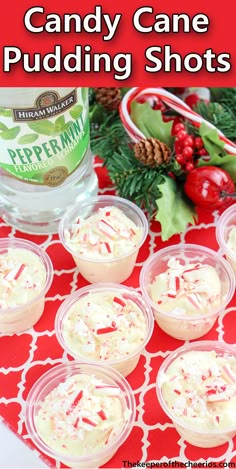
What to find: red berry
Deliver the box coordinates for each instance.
[176,154,185,165]
[153,99,166,112]
[176,130,188,141]
[168,171,176,180]
[172,117,182,126]
[183,136,194,147]
[185,162,194,172]
[172,123,185,136]
[182,146,193,159]
[174,141,183,154]
[198,147,208,156]
[194,137,204,149]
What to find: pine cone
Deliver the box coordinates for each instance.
[134,138,172,167]
[94,87,122,110]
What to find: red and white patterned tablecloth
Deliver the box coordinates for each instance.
[1,157,236,468]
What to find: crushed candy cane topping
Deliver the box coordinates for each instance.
[0,248,47,309]
[64,206,142,259]
[62,291,147,361]
[149,258,222,317]
[35,373,130,457]
[161,350,236,430]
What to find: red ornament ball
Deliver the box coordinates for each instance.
[184,166,235,209]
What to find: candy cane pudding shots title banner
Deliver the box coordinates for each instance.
[0,0,235,86]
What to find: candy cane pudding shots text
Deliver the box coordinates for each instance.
[140,244,235,340]
[25,362,135,468]
[59,195,148,283]
[0,238,53,334]
[55,284,154,376]
[156,341,236,448]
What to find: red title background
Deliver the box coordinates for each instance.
[0,0,235,87]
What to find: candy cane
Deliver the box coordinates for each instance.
[119,87,236,155]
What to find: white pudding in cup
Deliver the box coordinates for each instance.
[55,283,154,376]
[0,238,53,334]
[59,195,148,283]
[140,244,235,340]
[156,341,236,448]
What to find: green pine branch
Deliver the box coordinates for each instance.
[88,89,180,214]
[210,88,236,118]
[90,105,130,164]
[106,145,166,214]
[186,100,236,141]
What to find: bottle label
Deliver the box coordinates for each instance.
[0,88,89,186]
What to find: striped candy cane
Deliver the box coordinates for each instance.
[119,87,236,155]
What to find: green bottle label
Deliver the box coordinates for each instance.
[0,88,89,187]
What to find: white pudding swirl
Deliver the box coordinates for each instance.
[61,290,147,361]
[64,206,142,260]
[35,373,130,457]
[149,258,222,317]
[0,248,47,309]
[160,350,236,431]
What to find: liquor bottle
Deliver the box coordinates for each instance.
[0,87,98,234]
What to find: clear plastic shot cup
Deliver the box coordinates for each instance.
[140,244,235,340]
[58,195,148,283]
[216,204,236,281]
[55,283,154,377]
[0,238,53,334]
[25,361,135,468]
[156,341,236,448]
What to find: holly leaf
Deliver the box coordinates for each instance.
[155,177,197,241]
[220,160,236,182]
[197,153,236,182]
[198,153,233,167]
[199,122,226,157]
[130,101,174,148]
